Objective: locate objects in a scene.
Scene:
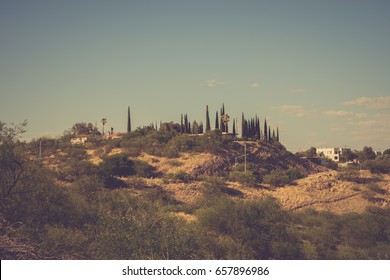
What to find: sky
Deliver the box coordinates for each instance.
[1,0,389,152]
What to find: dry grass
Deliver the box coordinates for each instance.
[48,146,390,215]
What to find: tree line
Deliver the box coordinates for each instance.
[125,103,280,143]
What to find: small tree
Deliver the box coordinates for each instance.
[358,146,376,161]
[307,147,317,158]
[0,120,28,210]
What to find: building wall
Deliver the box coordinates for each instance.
[316,147,341,162]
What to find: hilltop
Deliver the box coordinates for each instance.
[35,134,389,215]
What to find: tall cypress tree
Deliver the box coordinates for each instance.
[268,125,271,142]
[232,119,236,136]
[276,127,279,142]
[127,106,131,132]
[241,113,246,138]
[215,111,219,129]
[206,105,211,132]
[180,114,184,134]
[184,114,188,133]
[220,108,224,132]
[264,118,268,141]
[256,116,261,140]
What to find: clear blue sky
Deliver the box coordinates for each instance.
[1,0,389,152]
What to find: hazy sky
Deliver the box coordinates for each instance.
[1,0,389,152]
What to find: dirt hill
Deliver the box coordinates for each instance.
[136,141,327,177]
[42,140,390,215]
[100,142,388,214]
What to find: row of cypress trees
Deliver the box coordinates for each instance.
[241,114,279,142]
[127,104,280,142]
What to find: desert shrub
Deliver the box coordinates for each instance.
[201,176,227,194]
[336,245,369,260]
[167,159,183,167]
[351,186,361,191]
[75,175,105,201]
[41,225,90,258]
[99,153,135,177]
[155,147,180,158]
[123,146,142,157]
[339,212,388,249]
[361,190,378,203]
[338,170,361,182]
[59,159,99,182]
[228,163,262,187]
[362,159,390,174]
[366,184,386,195]
[196,197,300,259]
[285,167,304,180]
[103,176,128,189]
[263,169,291,187]
[140,187,179,205]
[91,205,203,259]
[28,137,60,157]
[126,177,147,189]
[99,154,155,177]
[163,171,193,183]
[8,180,93,231]
[132,159,156,177]
[292,209,340,259]
[228,170,258,187]
[62,145,88,160]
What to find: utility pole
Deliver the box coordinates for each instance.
[39,140,42,158]
[244,142,247,174]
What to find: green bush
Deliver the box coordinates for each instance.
[362,159,390,174]
[263,169,291,187]
[285,167,303,180]
[99,153,135,177]
[229,170,258,187]
[99,154,155,177]
[132,159,156,177]
[163,171,193,183]
[196,197,300,259]
[126,177,147,189]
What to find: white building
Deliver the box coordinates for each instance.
[316,147,350,162]
[70,134,89,145]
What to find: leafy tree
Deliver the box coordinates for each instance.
[307,147,317,158]
[383,149,390,156]
[67,122,99,136]
[99,153,135,177]
[340,149,357,162]
[0,120,29,210]
[192,120,199,134]
[358,146,376,161]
